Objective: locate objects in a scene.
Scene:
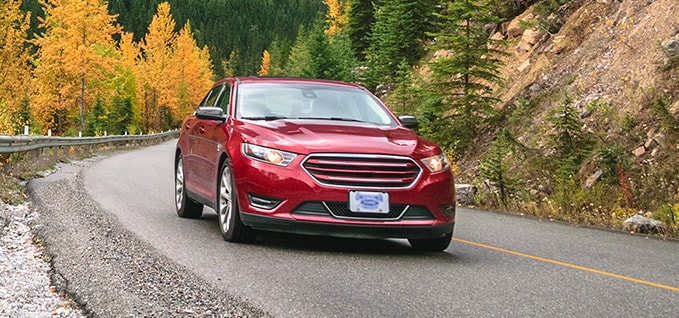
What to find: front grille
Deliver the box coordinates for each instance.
[302,154,421,188]
[292,201,434,221]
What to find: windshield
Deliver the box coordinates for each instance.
[235,82,397,126]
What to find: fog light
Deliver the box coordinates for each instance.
[440,203,456,217]
[247,193,283,210]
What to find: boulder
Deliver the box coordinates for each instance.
[623,214,664,234]
[455,184,477,206]
[663,39,679,62]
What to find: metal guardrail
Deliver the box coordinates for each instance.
[0,130,179,154]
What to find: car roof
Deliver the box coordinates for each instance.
[216,77,365,90]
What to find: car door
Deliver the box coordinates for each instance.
[184,84,226,201]
[191,82,232,202]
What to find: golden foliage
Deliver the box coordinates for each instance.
[174,21,215,118]
[0,0,214,136]
[32,0,121,134]
[138,2,178,132]
[258,50,271,76]
[323,0,350,38]
[0,0,32,135]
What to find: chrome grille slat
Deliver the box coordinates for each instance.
[302,154,422,188]
[291,201,435,221]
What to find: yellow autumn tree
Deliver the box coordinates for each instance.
[173,21,214,118]
[323,0,350,38]
[32,0,121,135]
[139,2,178,132]
[0,0,32,135]
[258,50,271,76]
[108,31,142,134]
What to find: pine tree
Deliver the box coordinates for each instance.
[326,30,357,82]
[547,93,593,182]
[85,96,107,136]
[303,17,333,79]
[346,0,373,60]
[479,129,516,206]
[426,0,509,151]
[364,0,434,89]
[284,25,308,77]
[266,36,292,76]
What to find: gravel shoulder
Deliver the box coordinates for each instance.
[21,157,271,317]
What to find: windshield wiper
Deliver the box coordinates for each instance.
[241,116,287,121]
[299,117,364,123]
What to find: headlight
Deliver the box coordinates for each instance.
[242,143,297,166]
[420,153,450,173]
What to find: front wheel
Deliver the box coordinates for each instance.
[175,154,203,219]
[217,158,255,243]
[408,231,453,252]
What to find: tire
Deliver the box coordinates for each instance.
[175,154,203,218]
[408,231,453,252]
[217,158,255,243]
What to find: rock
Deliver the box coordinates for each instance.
[491,32,505,41]
[517,59,531,72]
[506,19,525,38]
[644,138,656,149]
[623,214,664,234]
[584,170,603,189]
[521,28,543,46]
[662,39,679,62]
[633,146,646,157]
[455,184,477,206]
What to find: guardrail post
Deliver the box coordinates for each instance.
[24,126,29,135]
[48,129,52,137]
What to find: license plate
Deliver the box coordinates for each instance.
[349,191,389,213]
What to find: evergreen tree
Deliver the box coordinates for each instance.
[266,36,292,76]
[284,25,308,77]
[479,128,516,206]
[547,93,593,182]
[346,0,373,60]
[85,96,107,136]
[364,0,434,89]
[326,30,358,82]
[386,60,417,115]
[108,95,134,135]
[426,0,508,152]
[303,17,333,79]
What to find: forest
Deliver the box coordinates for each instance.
[2,0,679,235]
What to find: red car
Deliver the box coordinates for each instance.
[174,77,455,251]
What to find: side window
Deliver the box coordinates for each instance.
[215,83,232,114]
[199,85,224,107]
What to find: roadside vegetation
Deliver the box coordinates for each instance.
[1,0,677,237]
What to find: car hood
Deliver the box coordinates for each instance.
[237,119,441,158]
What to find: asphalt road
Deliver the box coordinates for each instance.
[78,140,679,317]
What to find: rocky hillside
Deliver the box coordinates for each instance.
[461,0,679,234]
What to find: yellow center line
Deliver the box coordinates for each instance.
[453,238,679,292]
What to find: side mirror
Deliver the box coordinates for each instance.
[195,106,227,122]
[398,115,419,130]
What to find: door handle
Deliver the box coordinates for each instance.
[184,123,191,130]
[198,127,206,134]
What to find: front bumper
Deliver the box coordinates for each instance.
[241,212,455,239]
